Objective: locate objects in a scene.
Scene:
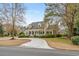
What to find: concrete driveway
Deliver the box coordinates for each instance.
[0,37,79,56]
[20,38,53,49]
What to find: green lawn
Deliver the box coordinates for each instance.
[44,38,79,50]
[44,37,72,45]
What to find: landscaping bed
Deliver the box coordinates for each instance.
[0,39,31,46]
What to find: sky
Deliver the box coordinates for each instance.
[24,3,46,26]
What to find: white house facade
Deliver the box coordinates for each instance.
[26,21,54,36]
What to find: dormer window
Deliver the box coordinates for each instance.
[49,20,53,25]
[38,23,41,27]
[29,25,32,28]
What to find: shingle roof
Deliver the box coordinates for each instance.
[26,21,45,29]
[26,21,55,30]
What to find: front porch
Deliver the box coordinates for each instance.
[26,29,53,36]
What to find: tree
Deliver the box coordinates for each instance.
[0,3,25,39]
[11,3,25,39]
[52,23,59,37]
[0,23,4,37]
[74,4,79,35]
[44,3,65,36]
[63,4,78,40]
[0,4,13,36]
[44,3,79,40]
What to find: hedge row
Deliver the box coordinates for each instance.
[18,34,67,38]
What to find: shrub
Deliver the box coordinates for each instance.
[56,34,62,37]
[3,33,10,37]
[45,34,55,38]
[18,32,29,38]
[33,34,55,38]
[72,36,79,45]
[27,34,66,38]
[4,34,9,37]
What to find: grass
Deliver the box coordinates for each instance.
[44,37,72,44]
[0,39,30,46]
[44,37,79,50]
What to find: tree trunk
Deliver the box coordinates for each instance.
[11,3,16,40]
[68,24,74,40]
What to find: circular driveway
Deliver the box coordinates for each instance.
[20,38,53,49]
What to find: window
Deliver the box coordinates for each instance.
[29,31,31,34]
[38,23,41,27]
[32,31,34,34]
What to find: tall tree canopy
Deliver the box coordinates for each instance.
[0,3,25,39]
[44,3,66,36]
[44,3,79,39]
[63,4,79,39]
